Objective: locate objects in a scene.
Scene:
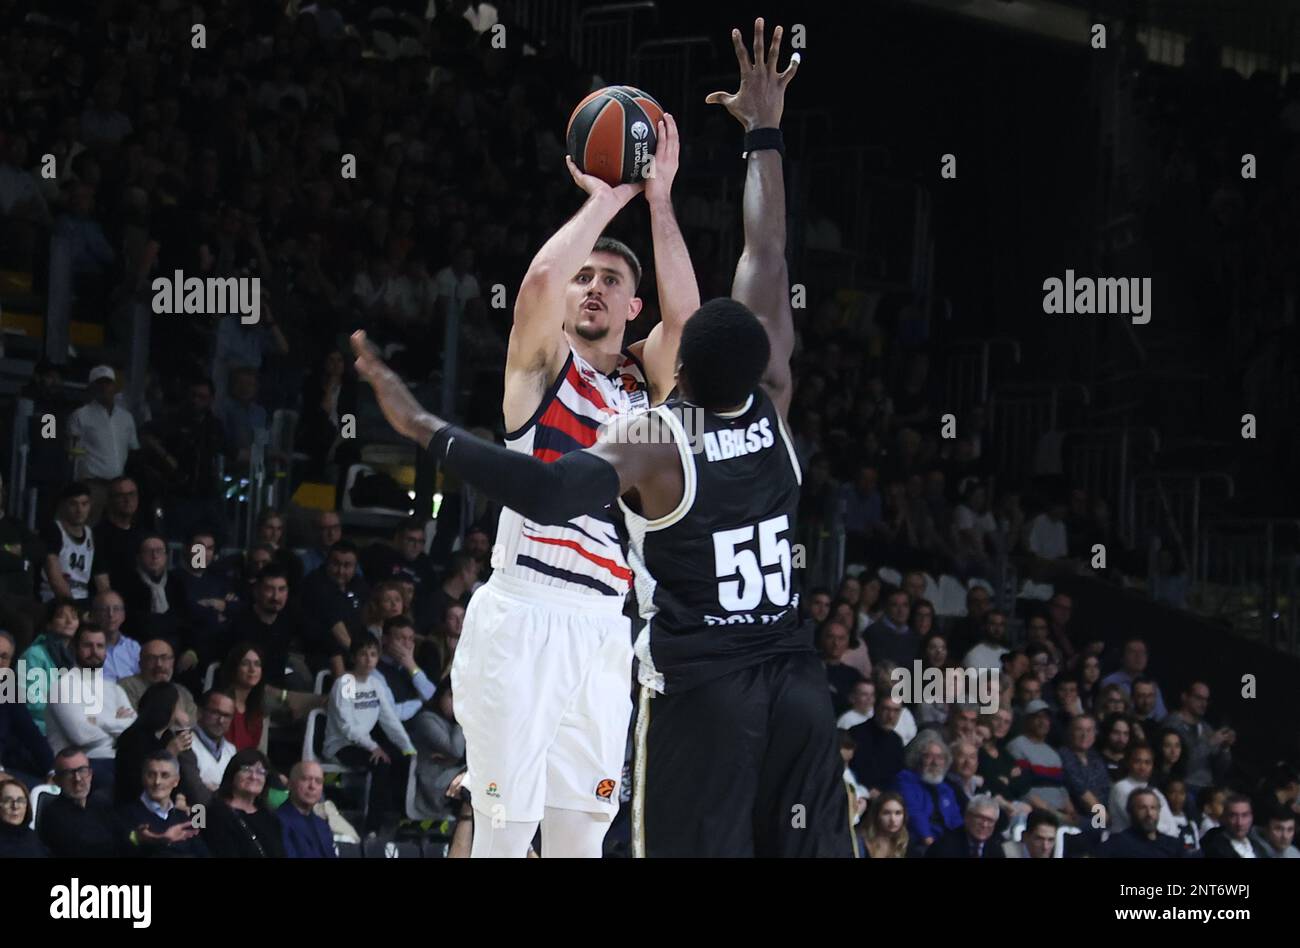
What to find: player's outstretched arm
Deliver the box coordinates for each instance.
[706,18,800,420]
[634,112,700,404]
[352,331,670,523]
[508,164,644,376]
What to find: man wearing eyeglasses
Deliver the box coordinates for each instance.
[924,795,1007,858]
[90,590,141,683]
[90,476,149,595]
[190,690,238,805]
[39,747,135,857]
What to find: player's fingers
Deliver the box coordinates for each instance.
[753,17,765,69]
[665,111,679,143]
[780,51,801,85]
[768,24,783,73]
[704,91,734,107]
[728,27,750,72]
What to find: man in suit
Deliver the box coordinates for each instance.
[925,795,1006,858]
[1202,794,1268,858]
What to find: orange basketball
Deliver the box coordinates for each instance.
[566,85,664,186]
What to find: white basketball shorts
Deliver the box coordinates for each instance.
[451,571,633,824]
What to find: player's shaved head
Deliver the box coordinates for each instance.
[677,298,770,412]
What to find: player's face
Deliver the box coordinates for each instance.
[567,251,638,343]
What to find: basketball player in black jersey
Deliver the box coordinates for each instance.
[352,18,849,857]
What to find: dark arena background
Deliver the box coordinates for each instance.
[0,0,1296,924]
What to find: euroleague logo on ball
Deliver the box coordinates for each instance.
[630,120,649,141]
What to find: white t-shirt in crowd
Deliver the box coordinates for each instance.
[1027,513,1068,560]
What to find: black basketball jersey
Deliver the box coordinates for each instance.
[619,388,809,694]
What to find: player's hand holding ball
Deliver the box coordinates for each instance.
[565,154,644,209]
[643,111,681,206]
[706,17,800,130]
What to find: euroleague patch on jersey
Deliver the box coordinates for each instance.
[594,778,618,802]
[486,782,501,798]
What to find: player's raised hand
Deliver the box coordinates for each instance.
[565,154,645,208]
[350,330,444,446]
[705,17,800,130]
[643,112,680,205]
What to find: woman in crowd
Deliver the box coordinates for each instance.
[19,597,81,734]
[1094,683,1131,720]
[1155,727,1189,786]
[913,631,950,728]
[855,576,883,634]
[217,641,322,754]
[202,749,286,858]
[834,598,872,678]
[863,791,910,859]
[0,775,49,858]
[1075,653,1102,712]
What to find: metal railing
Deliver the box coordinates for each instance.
[943,337,1021,416]
[631,36,713,127]
[574,2,658,82]
[986,382,1090,482]
[1127,471,1235,585]
[1063,426,1160,546]
[1197,518,1300,656]
[507,0,580,49]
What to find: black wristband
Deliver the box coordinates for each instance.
[427,423,461,460]
[742,127,785,159]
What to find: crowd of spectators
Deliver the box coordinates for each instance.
[0,0,1298,860]
[821,579,1299,858]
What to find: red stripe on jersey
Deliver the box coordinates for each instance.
[522,532,634,582]
[533,447,564,463]
[538,400,600,448]
[565,363,613,414]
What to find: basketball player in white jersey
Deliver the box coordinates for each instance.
[443,114,698,856]
[40,481,96,603]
